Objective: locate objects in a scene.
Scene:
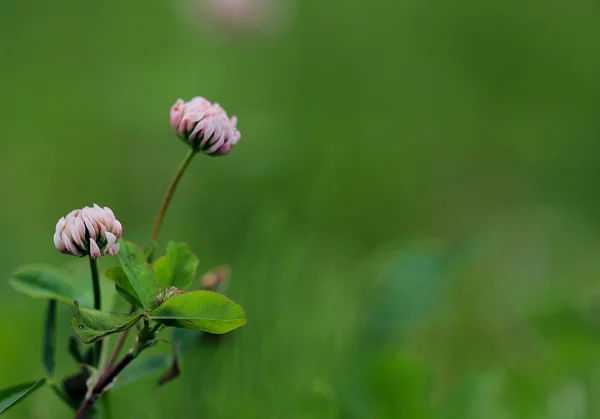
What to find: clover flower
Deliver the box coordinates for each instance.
[54,204,122,259]
[170,97,240,156]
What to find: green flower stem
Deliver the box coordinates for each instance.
[150,148,196,244]
[89,256,102,367]
[89,257,101,310]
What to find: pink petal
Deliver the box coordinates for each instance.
[107,242,120,256]
[105,232,117,246]
[54,232,66,252]
[89,239,101,259]
[82,215,97,240]
[113,220,123,238]
[206,129,226,154]
[170,99,185,132]
[62,232,80,256]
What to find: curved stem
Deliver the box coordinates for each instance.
[151,148,196,243]
[88,256,102,366]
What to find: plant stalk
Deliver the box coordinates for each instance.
[89,256,102,310]
[151,148,196,243]
[88,256,102,366]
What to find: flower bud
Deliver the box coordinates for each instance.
[54,204,123,259]
[170,97,240,156]
[155,286,184,306]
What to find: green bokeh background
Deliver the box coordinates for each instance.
[2,0,600,417]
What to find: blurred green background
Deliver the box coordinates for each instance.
[2,0,600,417]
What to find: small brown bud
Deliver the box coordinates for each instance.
[200,265,230,292]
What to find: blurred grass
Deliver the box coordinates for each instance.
[1,0,600,417]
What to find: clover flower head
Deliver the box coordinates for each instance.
[170,96,240,156]
[54,204,123,259]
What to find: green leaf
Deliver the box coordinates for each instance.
[10,266,72,306]
[167,242,199,289]
[0,379,46,414]
[72,305,143,344]
[118,241,157,311]
[169,266,232,355]
[105,266,142,307]
[9,265,114,309]
[152,256,170,288]
[149,290,246,334]
[42,300,57,377]
[154,242,199,290]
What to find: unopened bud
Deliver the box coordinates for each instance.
[170,97,240,156]
[155,286,184,306]
[54,204,123,259]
